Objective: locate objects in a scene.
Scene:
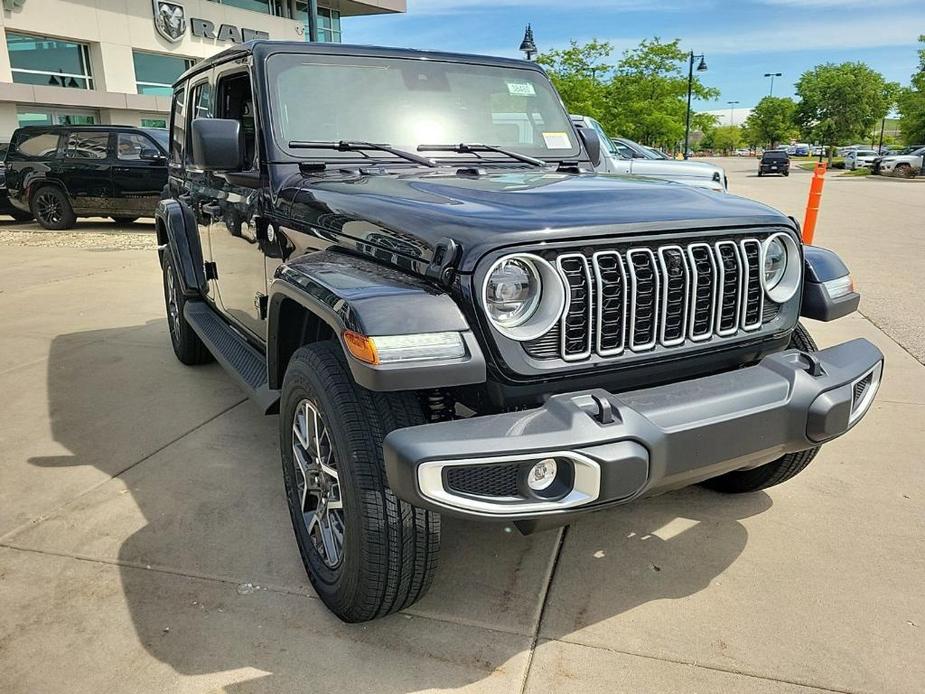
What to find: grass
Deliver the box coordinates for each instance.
[840,167,872,177]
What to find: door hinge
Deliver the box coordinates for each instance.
[255,293,268,320]
[204,262,218,280]
[425,237,461,285]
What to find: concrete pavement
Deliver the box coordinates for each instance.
[0,177,923,693]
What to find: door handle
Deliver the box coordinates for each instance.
[202,203,222,217]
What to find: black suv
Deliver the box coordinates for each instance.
[156,42,883,622]
[4,125,168,229]
[758,150,790,176]
[0,142,33,221]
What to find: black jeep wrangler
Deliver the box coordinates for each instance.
[156,42,883,623]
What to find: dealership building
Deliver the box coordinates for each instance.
[0,0,404,139]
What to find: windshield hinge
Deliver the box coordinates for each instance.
[425,238,461,285]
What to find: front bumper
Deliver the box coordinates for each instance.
[384,339,883,522]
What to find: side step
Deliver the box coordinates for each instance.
[183,300,280,414]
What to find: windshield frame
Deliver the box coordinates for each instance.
[264,51,582,165]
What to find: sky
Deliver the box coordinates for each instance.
[343,0,925,115]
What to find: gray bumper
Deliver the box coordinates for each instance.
[384,339,883,521]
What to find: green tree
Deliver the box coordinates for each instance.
[743,97,799,149]
[536,39,614,125]
[897,36,925,144]
[794,62,898,161]
[708,125,742,155]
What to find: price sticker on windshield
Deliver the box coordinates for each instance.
[506,81,536,97]
[542,132,572,149]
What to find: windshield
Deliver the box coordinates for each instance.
[268,54,580,161]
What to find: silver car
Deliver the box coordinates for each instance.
[572,115,728,192]
[876,146,924,178]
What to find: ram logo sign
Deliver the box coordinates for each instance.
[153,0,187,43]
[152,0,270,44]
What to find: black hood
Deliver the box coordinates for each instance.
[287,168,791,272]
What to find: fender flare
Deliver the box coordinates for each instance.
[155,198,206,297]
[801,246,860,321]
[267,252,486,392]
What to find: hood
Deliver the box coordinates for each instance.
[287,168,790,272]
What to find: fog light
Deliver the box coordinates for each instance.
[527,458,558,491]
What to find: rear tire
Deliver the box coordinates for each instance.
[111,216,138,224]
[280,341,440,622]
[30,186,75,230]
[700,323,820,494]
[895,164,914,179]
[162,254,212,365]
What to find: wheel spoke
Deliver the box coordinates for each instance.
[317,507,340,565]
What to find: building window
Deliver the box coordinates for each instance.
[294,4,341,42]
[17,107,98,127]
[141,117,167,129]
[134,51,194,96]
[6,32,94,89]
[207,0,286,15]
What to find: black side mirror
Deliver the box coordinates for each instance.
[575,126,601,166]
[190,118,243,172]
[139,148,165,163]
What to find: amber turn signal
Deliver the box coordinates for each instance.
[343,330,379,365]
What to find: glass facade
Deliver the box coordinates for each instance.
[207,0,286,14]
[133,51,195,96]
[294,4,342,42]
[6,32,94,89]
[17,108,98,127]
[141,118,168,129]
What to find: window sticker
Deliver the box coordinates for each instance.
[542,132,571,149]
[506,81,536,97]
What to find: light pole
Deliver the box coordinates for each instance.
[764,72,782,97]
[683,51,708,160]
[727,100,740,126]
[519,24,537,61]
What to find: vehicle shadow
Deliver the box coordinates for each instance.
[30,322,772,692]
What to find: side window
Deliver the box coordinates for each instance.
[185,80,211,164]
[215,71,256,170]
[13,132,60,158]
[170,85,185,165]
[116,132,156,160]
[63,131,109,159]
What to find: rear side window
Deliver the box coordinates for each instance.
[170,85,185,165]
[13,132,60,158]
[64,131,109,159]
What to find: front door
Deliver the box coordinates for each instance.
[111,131,168,217]
[202,67,267,339]
[58,130,114,213]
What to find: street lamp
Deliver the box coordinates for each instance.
[519,24,537,61]
[727,100,740,126]
[683,51,708,160]
[764,72,782,97]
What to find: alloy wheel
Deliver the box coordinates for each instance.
[35,192,63,226]
[291,398,345,568]
[165,267,181,339]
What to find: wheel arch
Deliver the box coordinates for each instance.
[155,198,206,297]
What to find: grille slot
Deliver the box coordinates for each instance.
[525,235,782,362]
[445,464,519,498]
[557,254,593,360]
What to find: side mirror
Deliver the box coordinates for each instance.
[139,148,166,163]
[190,118,243,172]
[575,126,601,166]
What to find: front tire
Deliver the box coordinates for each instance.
[700,323,820,494]
[280,341,440,622]
[895,163,914,179]
[30,186,75,230]
[162,254,212,365]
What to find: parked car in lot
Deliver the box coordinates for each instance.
[157,41,882,623]
[735,148,752,157]
[0,142,33,221]
[812,145,825,156]
[758,150,790,176]
[844,149,879,170]
[572,116,728,191]
[873,145,925,178]
[793,143,810,156]
[4,125,168,229]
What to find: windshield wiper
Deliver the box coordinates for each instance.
[417,143,548,168]
[288,140,437,168]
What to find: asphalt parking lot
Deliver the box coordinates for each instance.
[1,165,923,693]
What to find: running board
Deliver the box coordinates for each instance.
[183,300,280,414]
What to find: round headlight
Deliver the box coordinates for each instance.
[764,237,787,289]
[482,254,566,341]
[762,232,801,304]
[484,257,541,327]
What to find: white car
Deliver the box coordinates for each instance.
[572,115,727,192]
[876,146,925,178]
[844,149,879,170]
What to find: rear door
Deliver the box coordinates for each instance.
[59,130,114,213]
[111,131,168,217]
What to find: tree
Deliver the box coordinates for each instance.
[537,37,719,151]
[897,36,925,145]
[707,125,742,155]
[794,62,898,161]
[743,97,799,149]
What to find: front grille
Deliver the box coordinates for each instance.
[526,236,773,362]
[445,464,519,498]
